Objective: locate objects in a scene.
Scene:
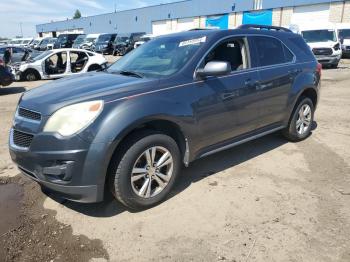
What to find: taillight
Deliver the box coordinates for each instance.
[317,63,322,77]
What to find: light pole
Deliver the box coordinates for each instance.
[19,22,23,37]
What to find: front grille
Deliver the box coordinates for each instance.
[18,107,41,121]
[13,130,34,148]
[313,48,333,56]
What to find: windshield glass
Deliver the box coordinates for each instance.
[96,35,112,43]
[302,30,337,43]
[57,35,68,43]
[74,35,86,45]
[40,38,50,45]
[32,50,53,61]
[84,37,97,43]
[114,36,129,44]
[108,35,205,78]
[339,29,350,39]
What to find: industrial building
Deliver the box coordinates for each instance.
[36,0,350,37]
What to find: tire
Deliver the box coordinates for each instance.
[23,70,39,81]
[282,97,314,142]
[109,131,181,210]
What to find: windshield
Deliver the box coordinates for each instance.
[114,36,129,44]
[32,50,53,61]
[339,29,350,39]
[302,30,337,43]
[40,38,50,45]
[57,35,68,43]
[84,37,96,43]
[74,35,86,45]
[96,35,112,43]
[107,35,205,78]
[22,40,31,44]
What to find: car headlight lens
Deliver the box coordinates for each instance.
[334,43,340,51]
[44,100,104,137]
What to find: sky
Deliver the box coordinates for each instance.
[0,0,179,38]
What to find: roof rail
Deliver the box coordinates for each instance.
[237,24,293,33]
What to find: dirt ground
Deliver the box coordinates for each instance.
[0,59,350,262]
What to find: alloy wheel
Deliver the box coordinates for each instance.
[130,146,174,198]
[296,104,312,135]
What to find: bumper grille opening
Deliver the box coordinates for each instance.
[313,48,333,56]
[18,108,41,121]
[13,130,34,148]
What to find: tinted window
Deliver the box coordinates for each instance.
[283,46,294,62]
[253,36,290,66]
[338,29,350,39]
[301,30,337,43]
[288,36,314,60]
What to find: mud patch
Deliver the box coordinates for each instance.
[0,175,109,262]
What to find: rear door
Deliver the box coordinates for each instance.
[249,35,296,128]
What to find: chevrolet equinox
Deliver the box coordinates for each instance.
[9,25,321,209]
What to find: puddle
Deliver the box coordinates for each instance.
[0,183,23,235]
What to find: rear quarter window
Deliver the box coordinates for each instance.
[287,36,315,61]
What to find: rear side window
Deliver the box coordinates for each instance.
[252,36,294,67]
[288,36,315,60]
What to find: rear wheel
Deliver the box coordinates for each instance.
[109,131,181,210]
[282,97,314,142]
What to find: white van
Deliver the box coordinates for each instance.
[336,23,350,57]
[299,23,342,68]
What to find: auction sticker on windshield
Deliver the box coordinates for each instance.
[179,36,206,47]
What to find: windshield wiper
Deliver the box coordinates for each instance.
[119,70,144,78]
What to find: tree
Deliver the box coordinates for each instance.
[73,9,82,19]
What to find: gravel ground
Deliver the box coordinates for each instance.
[0,59,350,262]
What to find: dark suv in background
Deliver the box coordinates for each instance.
[94,33,118,55]
[113,32,145,56]
[9,25,321,210]
[53,34,82,49]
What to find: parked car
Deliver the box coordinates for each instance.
[0,46,41,63]
[79,34,100,51]
[337,23,350,58]
[134,34,155,49]
[113,32,145,56]
[12,48,107,81]
[54,34,82,49]
[94,33,117,54]
[46,38,57,50]
[9,25,321,209]
[72,34,87,49]
[38,37,55,51]
[30,38,43,50]
[0,59,14,87]
[300,23,342,68]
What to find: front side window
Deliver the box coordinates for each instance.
[200,38,249,71]
[253,36,293,67]
[301,30,337,43]
[108,35,206,78]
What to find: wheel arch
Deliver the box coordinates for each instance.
[87,63,102,71]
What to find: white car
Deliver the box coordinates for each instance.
[299,23,342,68]
[80,34,100,50]
[337,23,350,57]
[12,48,107,81]
[134,34,155,49]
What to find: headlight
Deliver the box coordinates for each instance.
[44,100,104,137]
[334,43,340,51]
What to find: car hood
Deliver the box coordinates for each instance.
[20,72,159,116]
[307,41,337,48]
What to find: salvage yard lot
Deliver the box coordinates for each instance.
[1,60,350,261]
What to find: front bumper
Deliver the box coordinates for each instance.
[315,54,341,65]
[9,128,113,203]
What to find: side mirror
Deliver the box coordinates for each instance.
[196,61,232,78]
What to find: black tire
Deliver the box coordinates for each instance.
[109,131,181,210]
[282,97,314,142]
[22,70,39,81]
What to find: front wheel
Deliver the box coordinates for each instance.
[282,97,314,142]
[109,132,181,210]
[22,70,39,81]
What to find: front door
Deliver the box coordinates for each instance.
[194,37,262,149]
[42,51,68,79]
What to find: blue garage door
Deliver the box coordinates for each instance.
[206,14,229,29]
[242,9,273,25]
